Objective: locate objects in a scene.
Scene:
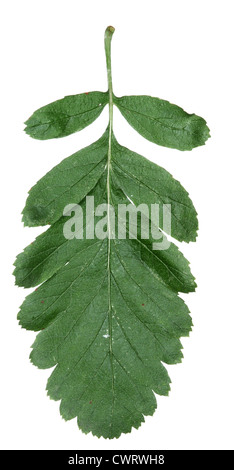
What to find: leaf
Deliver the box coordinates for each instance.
[15,196,193,438]
[14,26,210,439]
[114,95,210,150]
[25,91,108,140]
[15,131,196,438]
[14,177,107,288]
[22,131,108,226]
[111,136,198,242]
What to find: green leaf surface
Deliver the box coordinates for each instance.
[114,95,210,151]
[15,26,209,439]
[15,171,196,293]
[15,177,107,288]
[25,91,108,140]
[16,229,192,439]
[15,131,196,438]
[111,137,198,242]
[22,131,108,227]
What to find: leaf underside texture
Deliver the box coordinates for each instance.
[14,26,209,439]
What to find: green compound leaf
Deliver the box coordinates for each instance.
[14,26,210,439]
[25,91,108,140]
[14,132,196,438]
[114,95,210,150]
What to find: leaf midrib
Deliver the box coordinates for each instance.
[116,101,191,132]
[26,101,107,130]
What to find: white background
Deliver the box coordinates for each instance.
[1,0,234,451]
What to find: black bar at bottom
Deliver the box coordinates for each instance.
[0,450,232,467]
